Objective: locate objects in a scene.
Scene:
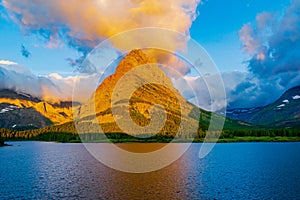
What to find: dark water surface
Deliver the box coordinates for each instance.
[0,142,299,199]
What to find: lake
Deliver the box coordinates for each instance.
[0,142,299,199]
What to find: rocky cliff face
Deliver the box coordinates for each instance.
[0,90,75,129]
[77,49,201,136]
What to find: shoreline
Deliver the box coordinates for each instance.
[0,143,13,147]
[3,136,300,144]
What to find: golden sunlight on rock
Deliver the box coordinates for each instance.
[77,49,201,138]
[0,98,74,125]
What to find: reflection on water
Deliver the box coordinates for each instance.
[116,143,168,153]
[0,142,300,199]
[85,142,191,173]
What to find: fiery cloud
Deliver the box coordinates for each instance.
[4,0,200,68]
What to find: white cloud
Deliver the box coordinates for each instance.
[172,72,248,111]
[0,64,99,103]
[0,60,18,65]
[47,72,99,103]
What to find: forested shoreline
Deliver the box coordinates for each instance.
[1,121,299,143]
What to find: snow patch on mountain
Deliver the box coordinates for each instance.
[0,107,13,114]
[292,95,300,100]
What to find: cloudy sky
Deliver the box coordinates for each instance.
[0,0,299,110]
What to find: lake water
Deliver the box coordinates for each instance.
[0,142,300,199]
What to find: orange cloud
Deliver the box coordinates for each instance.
[3,0,200,52]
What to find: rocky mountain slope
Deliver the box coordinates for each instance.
[76,50,197,136]
[0,89,75,129]
[226,86,300,128]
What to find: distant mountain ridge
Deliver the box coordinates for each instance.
[226,86,300,128]
[0,89,41,102]
[0,89,77,129]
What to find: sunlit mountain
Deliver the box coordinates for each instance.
[0,89,77,130]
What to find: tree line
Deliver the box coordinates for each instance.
[0,121,299,143]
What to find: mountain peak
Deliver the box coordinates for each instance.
[115,49,155,76]
[77,49,201,135]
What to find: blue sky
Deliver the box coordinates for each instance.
[0,0,299,109]
[191,0,289,72]
[0,7,79,75]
